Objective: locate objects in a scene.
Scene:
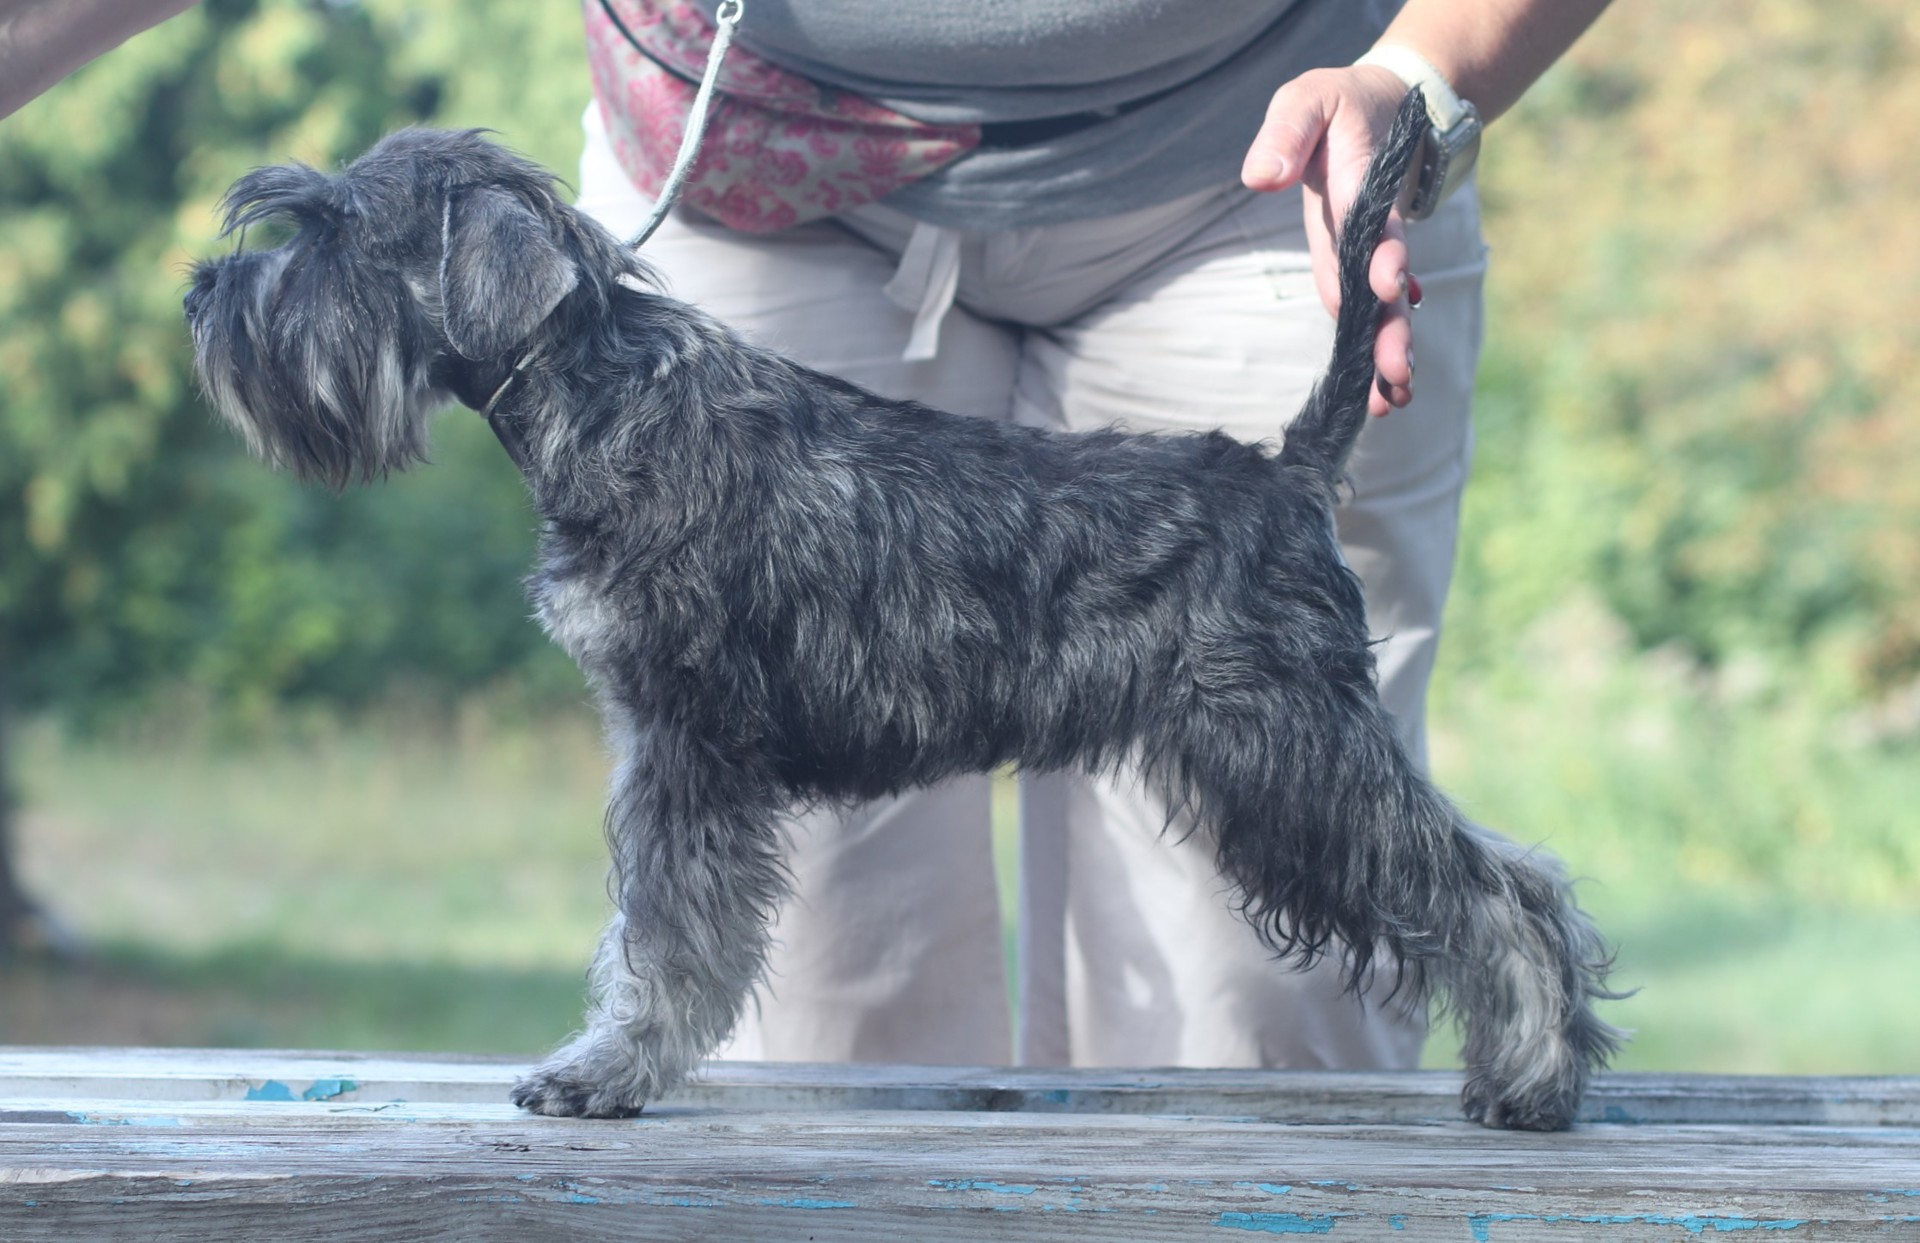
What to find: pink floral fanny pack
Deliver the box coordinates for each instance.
[584,0,980,233]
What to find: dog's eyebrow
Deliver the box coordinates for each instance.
[220,163,336,236]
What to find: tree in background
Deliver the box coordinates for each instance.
[1454,0,1920,704]
[0,0,592,949]
[0,669,43,948]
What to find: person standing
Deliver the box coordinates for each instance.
[575,0,1611,1070]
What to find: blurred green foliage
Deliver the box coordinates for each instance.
[0,0,591,718]
[2,0,1916,722]
[1455,0,1920,705]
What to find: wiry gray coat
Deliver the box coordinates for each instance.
[187,91,1620,1130]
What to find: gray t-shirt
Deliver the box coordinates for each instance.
[733,0,1403,228]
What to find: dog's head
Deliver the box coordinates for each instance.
[186,129,641,486]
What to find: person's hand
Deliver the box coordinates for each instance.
[1241,64,1417,417]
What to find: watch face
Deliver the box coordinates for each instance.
[1409,112,1481,221]
[1408,129,1448,220]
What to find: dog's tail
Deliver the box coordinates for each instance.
[1277,88,1431,481]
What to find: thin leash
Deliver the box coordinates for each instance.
[484,0,741,459]
[627,0,743,249]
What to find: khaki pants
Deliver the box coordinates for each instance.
[577,103,1487,1070]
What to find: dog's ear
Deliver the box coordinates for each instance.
[440,185,579,360]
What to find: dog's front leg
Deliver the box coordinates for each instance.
[512,722,787,1118]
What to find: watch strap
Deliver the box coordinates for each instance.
[1354,44,1482,220]
[1354,44,1470,132]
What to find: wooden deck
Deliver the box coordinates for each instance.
[2,1049,1916,1239]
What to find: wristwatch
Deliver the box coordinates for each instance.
[1354,45,1482,221]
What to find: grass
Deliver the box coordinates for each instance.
[5,643,1918,1074]
[4,703,614,1053]
[1421,600,1920,1074]
[2,946,585,1053]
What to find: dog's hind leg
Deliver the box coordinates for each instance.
[1432,817,1625,1129]
[1170,687,1622,1130]
[512,718,787,1118]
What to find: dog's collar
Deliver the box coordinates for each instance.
[481,346,541,419]
[479,346,543,474]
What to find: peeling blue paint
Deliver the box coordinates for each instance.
[1216,1210,1343,1234]
[761,1197,857,1210]
[457,1194,526,1205]
[1037,1195,1100,1214]
[1389,1215,1407,1231]
[1232,1182,1296,1195]
[553,1178,604,1207]
[301,1078,357,1102]
[1468,1213,1813,1240]
[928,1179,1039,1196]
[244,1080,296,1102]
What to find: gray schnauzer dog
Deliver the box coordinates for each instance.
[186,91,1620,1130]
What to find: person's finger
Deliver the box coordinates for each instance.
[1369,214,1409,305]
[1241,71,1339,191]
[1371,296,1414,415]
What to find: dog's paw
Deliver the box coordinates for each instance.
[511,1065,649,1119]
[1460,1066,1583,1132]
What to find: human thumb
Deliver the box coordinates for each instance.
[1240,70,1339,191]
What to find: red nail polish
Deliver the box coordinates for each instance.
[1407,274,1424,308]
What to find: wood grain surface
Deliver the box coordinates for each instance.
[3,1049,1916,1240]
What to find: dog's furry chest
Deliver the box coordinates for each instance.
[531,563,621,670]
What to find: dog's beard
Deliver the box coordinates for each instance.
[189,250,441,487]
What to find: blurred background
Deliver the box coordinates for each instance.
[1,0,1915,1072]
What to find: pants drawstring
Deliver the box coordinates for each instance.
[882,219,962,362]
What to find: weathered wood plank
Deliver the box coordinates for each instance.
[4,1103,1918,1240]
[3,1050,1917,1240]
[2,1047,1917,1126]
